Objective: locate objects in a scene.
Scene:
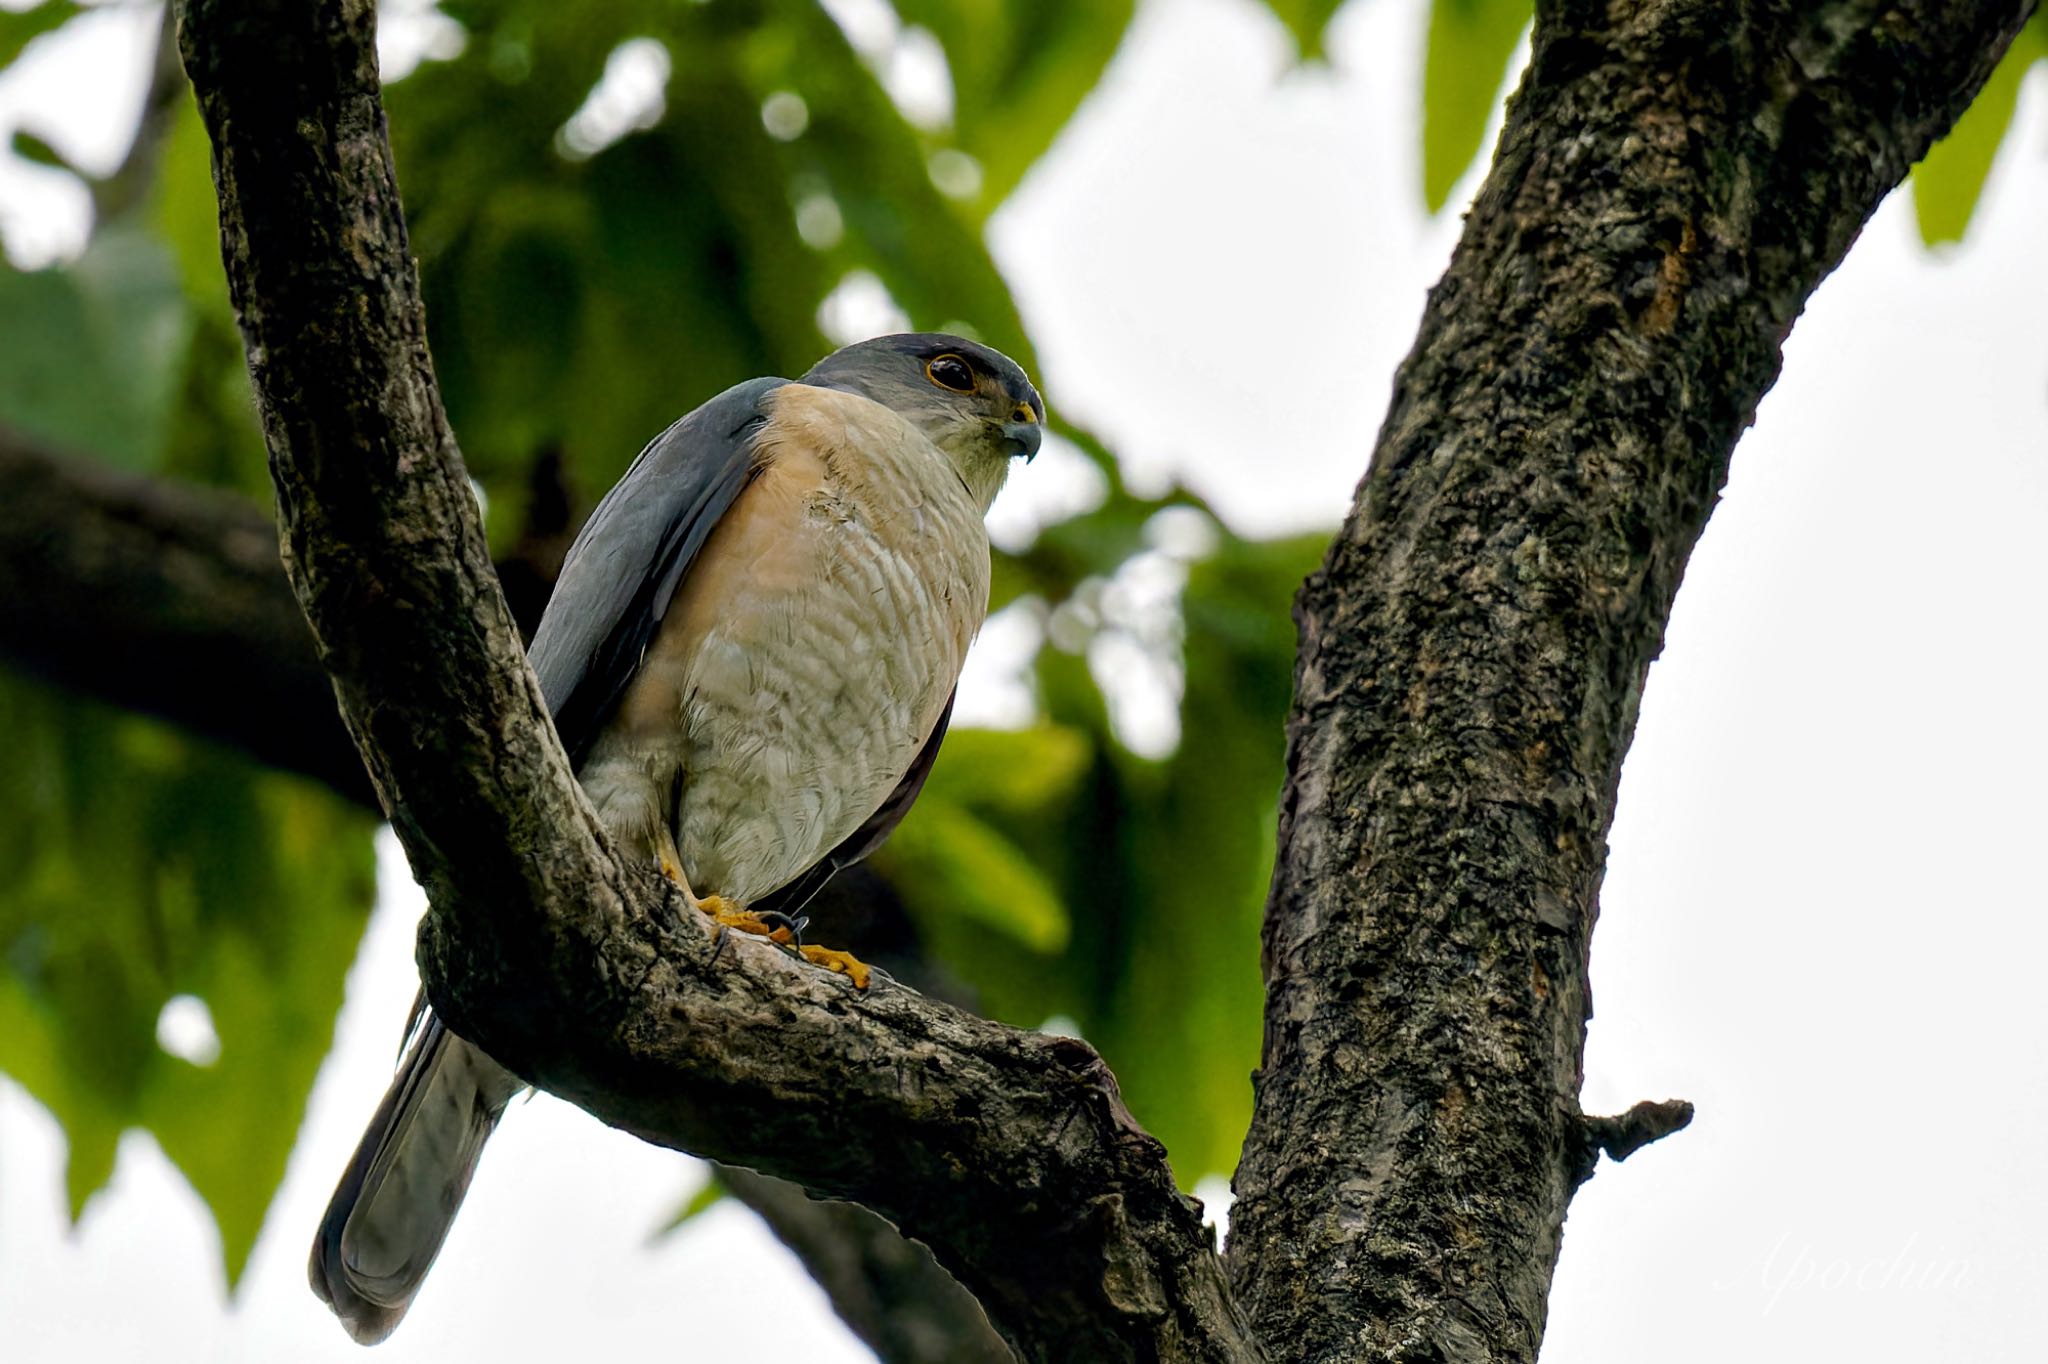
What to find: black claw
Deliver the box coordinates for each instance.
[755,910,809,943]
[707,924,731,969]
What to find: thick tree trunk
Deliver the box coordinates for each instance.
[1224,2,2036,1360]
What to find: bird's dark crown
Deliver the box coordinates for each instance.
[803,332,1043,418]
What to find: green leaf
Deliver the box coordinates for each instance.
[890,0,1138,211]
[10,126,71,172]
[149,105,274,495]
[876,797,1072,953]
[1258,0,1350,61]
[1909,18,2044,245]
[152,101,237,318]
[0,676,377,1285]
[0,225,193,471]
[1421,0,1529,213]
[0,0,79,73]
[1102,534,1323,1179]
[655,1171,728,1238]
[919,724,1093,813]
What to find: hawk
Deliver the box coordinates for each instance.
[311,333,1042,1342]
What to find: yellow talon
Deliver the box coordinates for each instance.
[695,894,796,945]
[798,944,871,990]
[689,892,873,988]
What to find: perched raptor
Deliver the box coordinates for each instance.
[311,333,1042,1343]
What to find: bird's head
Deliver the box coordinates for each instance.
[800,332,1043,511]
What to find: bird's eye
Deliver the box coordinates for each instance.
[925,354,975,393]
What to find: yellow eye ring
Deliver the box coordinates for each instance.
[925,354,975,393]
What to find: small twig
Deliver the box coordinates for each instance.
[1575,1098,1695,1182]
[94,2,187,221]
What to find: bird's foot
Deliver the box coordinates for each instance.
[691,894,872,989]
[796,944,872,990]
[695,894,799,946]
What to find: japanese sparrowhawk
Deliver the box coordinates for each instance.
[311,333,1042,1343]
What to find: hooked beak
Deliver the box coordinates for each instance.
[1000,420,1042,462]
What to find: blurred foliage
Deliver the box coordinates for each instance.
[1261,0,1351,61]
[0,222,189,470]
[891,0,1135,208]
[1420,0,1525,212]
[0,0,78,70]
[0,0,2036,1293]
[0,677,376,1283]
[1910,11,2048,245]
[656,1168,730,1235]
[0,1,379,1288]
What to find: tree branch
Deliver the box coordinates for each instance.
[719,1166,1018,1364]
[1575,1099,1694,1176]
[172,1,1258,1359]
[0,425,375,805]
[0,428,571,810]
[1225,1,2035,1359]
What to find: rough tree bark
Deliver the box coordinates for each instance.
[1225,1,2036,1361]
[142,0,2030,1359]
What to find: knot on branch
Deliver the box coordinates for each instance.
[1038,1033,1163,1156]
[1571,1097,1694,1185]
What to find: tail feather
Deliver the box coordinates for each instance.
[310,1011,523,1344]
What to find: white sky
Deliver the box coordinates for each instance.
[2,0,2046,1360]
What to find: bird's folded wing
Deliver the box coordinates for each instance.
[527,375,788,763]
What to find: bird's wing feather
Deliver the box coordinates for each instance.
[527,376,788,764]
[309,1015,523,1344]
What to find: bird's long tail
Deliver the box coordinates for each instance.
[310,1006,524,1344]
